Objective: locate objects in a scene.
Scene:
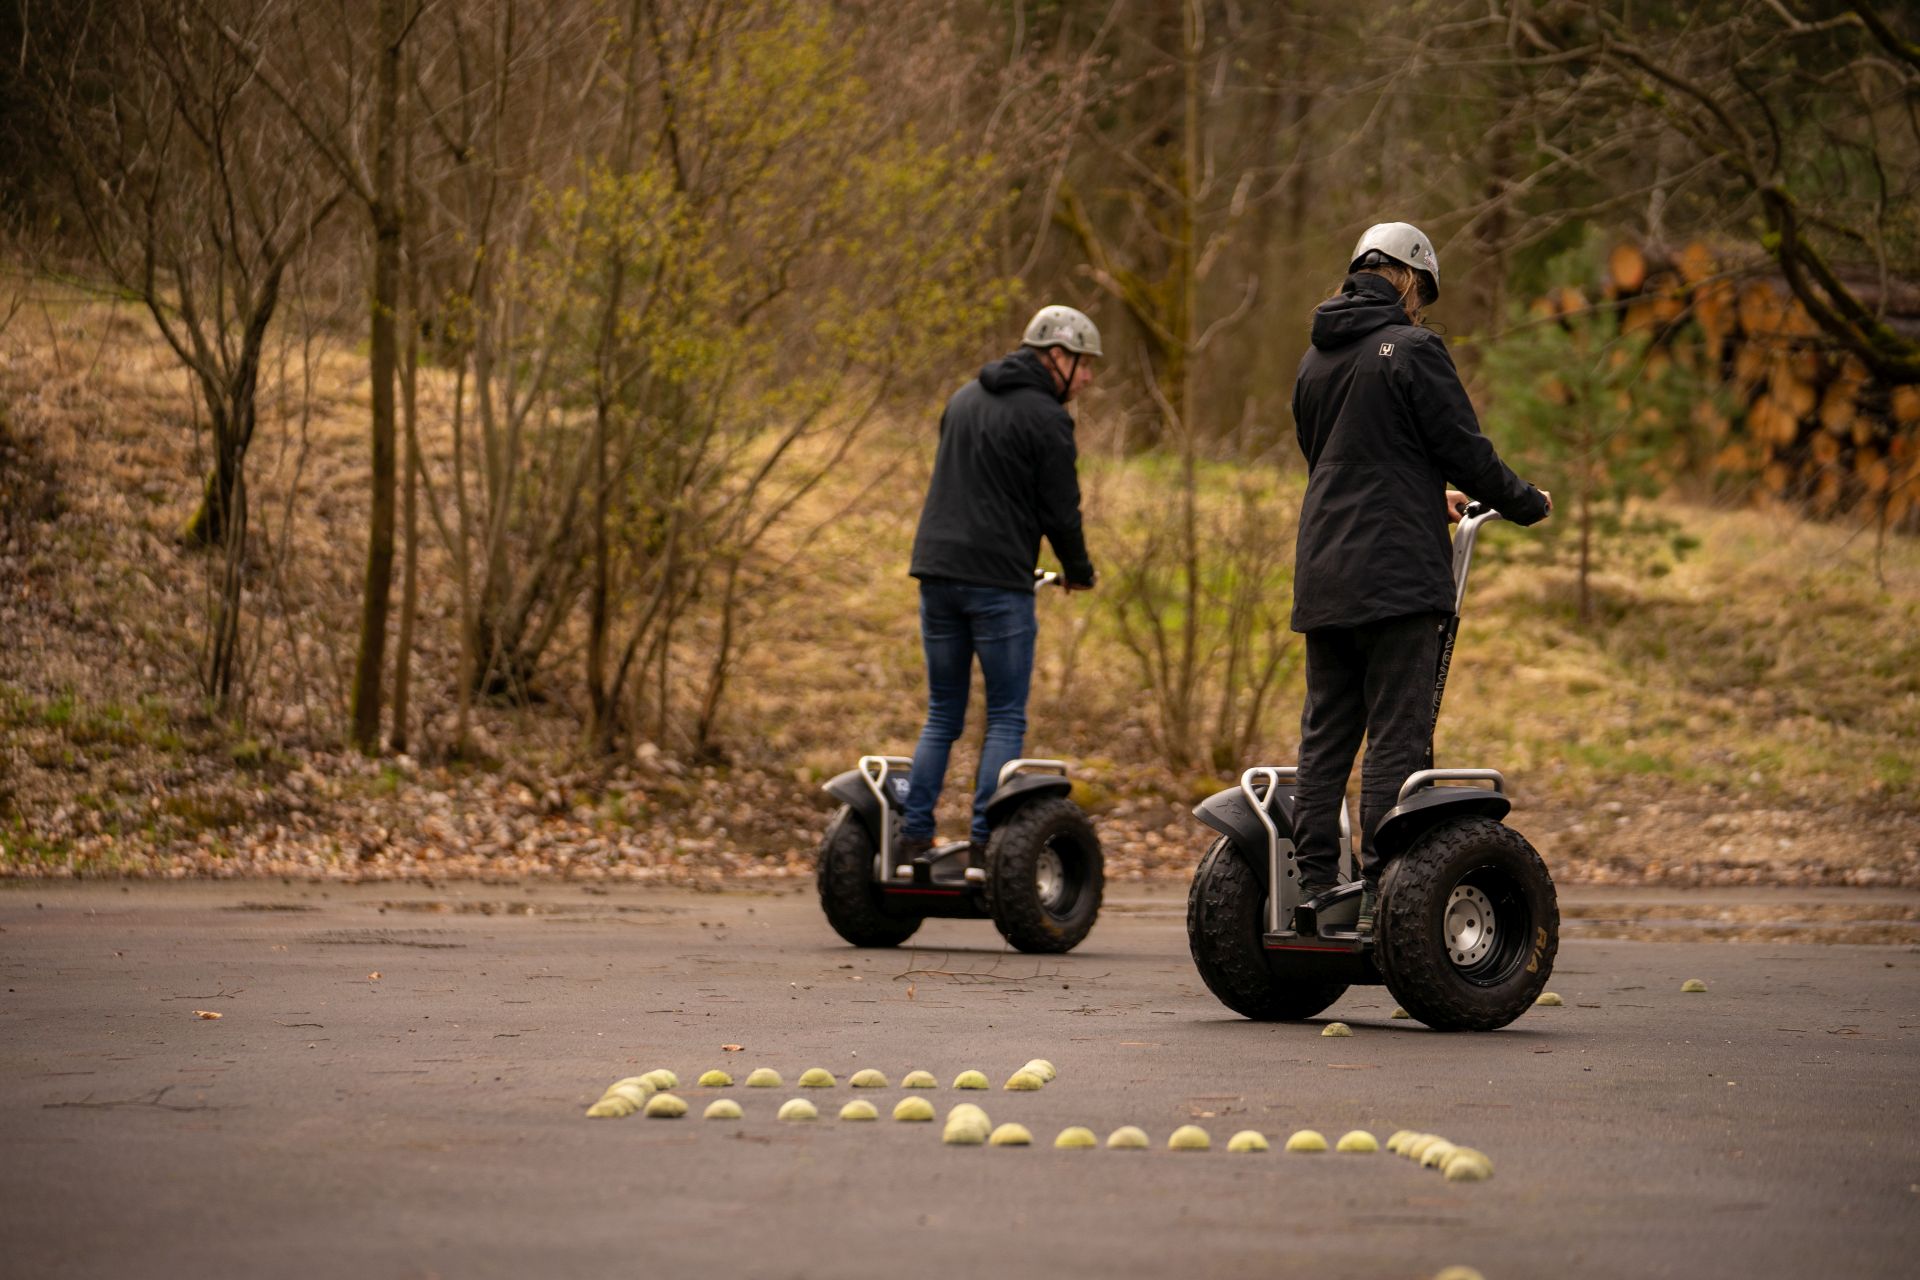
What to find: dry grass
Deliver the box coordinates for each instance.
[2,285,1916,884]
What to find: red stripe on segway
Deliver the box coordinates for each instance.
[1263,943,1359,954]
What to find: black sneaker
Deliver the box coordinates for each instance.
[895,834,935,863]
[1356,884,1379,937]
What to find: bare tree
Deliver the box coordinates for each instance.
[24,0,340,703]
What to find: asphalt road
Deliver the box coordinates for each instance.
[3,880,1917,1280]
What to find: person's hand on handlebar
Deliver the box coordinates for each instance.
[1065,567,1097,593]
[1537,487,1552,518]
[1445,490,1470,524]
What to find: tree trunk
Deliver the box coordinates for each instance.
[391,74,422,757]
[391,268,421,754]
[349,0,403,752]
[1173,0,1202,770]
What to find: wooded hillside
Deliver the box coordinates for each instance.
[1,1,1916,883]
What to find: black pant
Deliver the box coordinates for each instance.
[1293,612,1447,890]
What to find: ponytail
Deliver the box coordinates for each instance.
[1355,263,1425,324]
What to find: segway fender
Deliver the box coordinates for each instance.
[1192,786,1295,887]
[984,774,1072,827]
[823,770,886,843]
[1373,786,1512,860]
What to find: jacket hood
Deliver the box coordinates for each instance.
[1310,272,1410,350]
[979,347,1062,399]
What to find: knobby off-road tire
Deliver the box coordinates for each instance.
[1187,836,1348,1021]
[816,808,922,948]
[985,796,1102,953]
[1375,816,1557,1031]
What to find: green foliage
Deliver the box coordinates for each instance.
[1480,294,1722,620]
[1107,473,1302,772]
[430,0,1010,745]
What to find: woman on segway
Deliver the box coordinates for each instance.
[1289,222,1552,936]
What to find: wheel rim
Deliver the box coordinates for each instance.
[1035,844,1067,910]
[1446,885,1496,968]
[1443,866,1531,986]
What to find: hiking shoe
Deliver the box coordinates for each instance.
[895,834,934,864]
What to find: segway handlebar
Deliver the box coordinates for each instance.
[1451,503,1504,614]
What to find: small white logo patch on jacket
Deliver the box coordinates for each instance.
[1379,342,1394,357]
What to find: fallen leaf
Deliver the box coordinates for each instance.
[193,1010,222,1020]
[721,1044,744,1052]
[906,984,916,1001]
[367,972,381,981]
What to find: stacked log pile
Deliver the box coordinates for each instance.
[1533,241,1920,532]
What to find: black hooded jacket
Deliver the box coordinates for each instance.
[1290,273,1548,632]
[910,347,1095,592]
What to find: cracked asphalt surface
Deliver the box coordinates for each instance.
[3,880,1917,1279]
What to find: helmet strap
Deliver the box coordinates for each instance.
[1056,351,1081,403]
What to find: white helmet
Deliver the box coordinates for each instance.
[1022,305,1103,357]
[1349,222,1440,305]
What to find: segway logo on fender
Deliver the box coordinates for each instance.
[1379,342,1394,357]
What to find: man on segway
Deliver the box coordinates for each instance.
[1290,222,1551,937]
[898,305,1101,877]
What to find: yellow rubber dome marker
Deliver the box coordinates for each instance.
[604,1083,650,1108]
[892,1096,935,1122]
[1168,1125,1211,1151]
[1336,1130,1378,1153]
[1284,1129,1328,1153]
[1226,1130,1269,1153]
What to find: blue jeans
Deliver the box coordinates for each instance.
[901,578,1038,844]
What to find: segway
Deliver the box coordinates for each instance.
[1186,503,1556,1031]
[815,576,1104,953]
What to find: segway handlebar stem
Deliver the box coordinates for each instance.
[1451,503,1504,614]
